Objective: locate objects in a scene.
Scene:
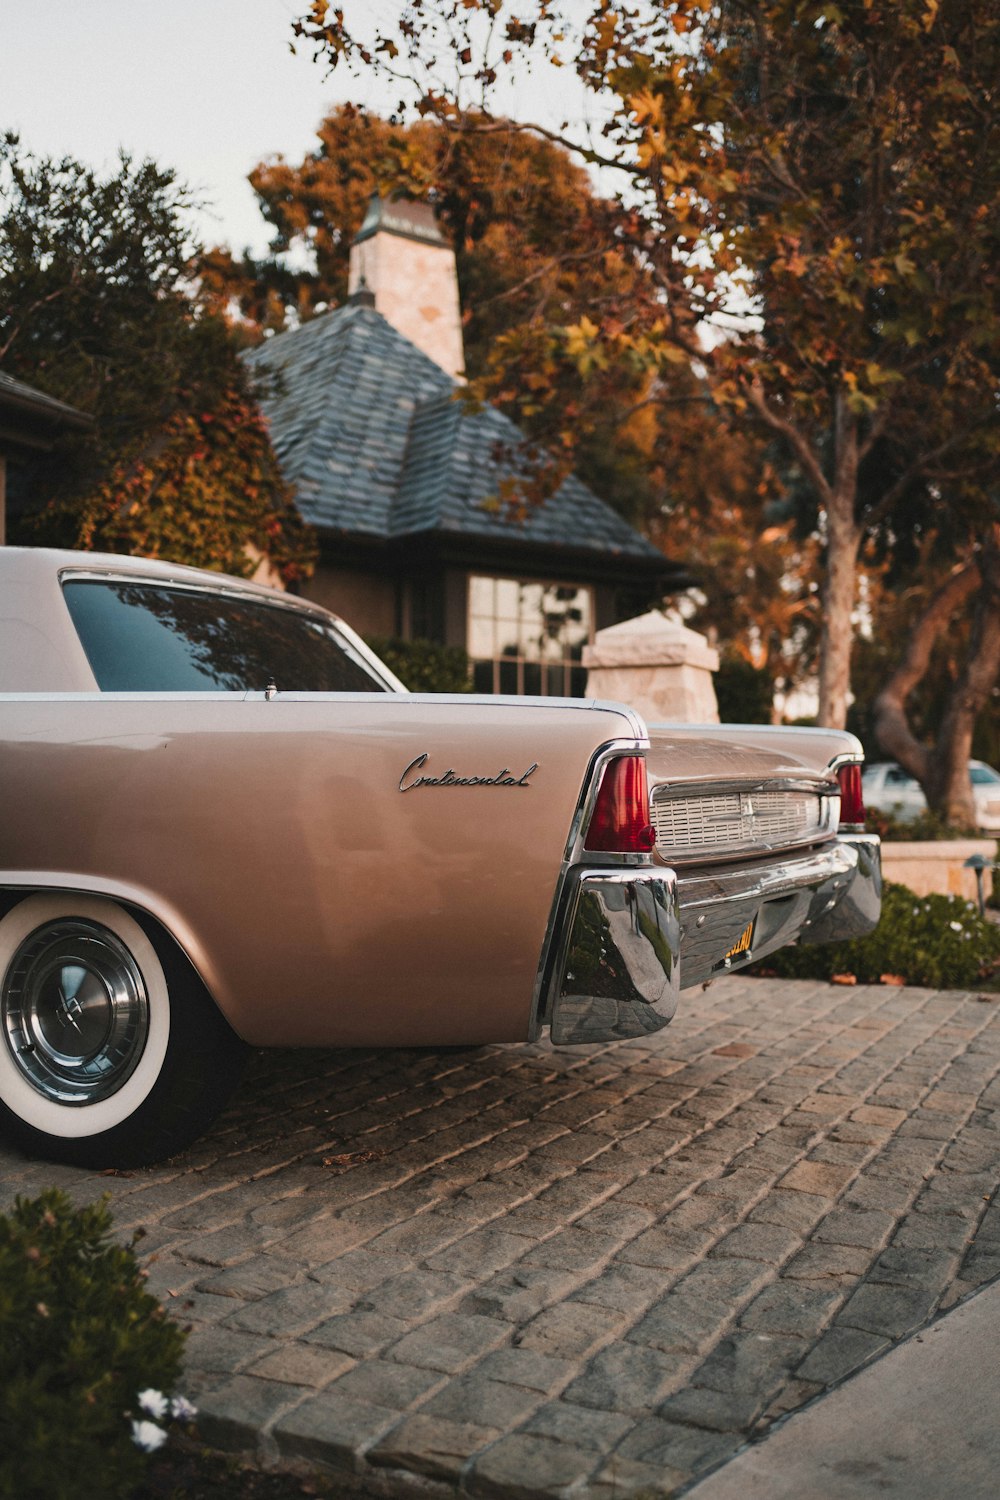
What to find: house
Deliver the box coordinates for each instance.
[246,196,680,695]
[0,372,92,545]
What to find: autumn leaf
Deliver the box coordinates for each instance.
[321,1148,388,1169]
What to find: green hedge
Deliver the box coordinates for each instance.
[713,653,774,725]
[754,881,1000,990]
[865,807,982,841]
[366,636,473,694]
[0,1191,188,1500]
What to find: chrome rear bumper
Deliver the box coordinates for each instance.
[544,835,880,1043]
[547,871,680,1045]
[675,833,882,987]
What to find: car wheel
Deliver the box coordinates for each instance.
[0,894,247,1168]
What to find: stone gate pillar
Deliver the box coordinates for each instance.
[583,611,720,724]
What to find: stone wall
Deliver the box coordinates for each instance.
[880,839,997,903]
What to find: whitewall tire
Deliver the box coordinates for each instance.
[0,893,246,1168]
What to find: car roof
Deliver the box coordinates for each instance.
[0,546,331,620]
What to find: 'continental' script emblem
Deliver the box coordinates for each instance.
[399,753,538,792]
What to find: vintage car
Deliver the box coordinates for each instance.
[0,548,881,1167]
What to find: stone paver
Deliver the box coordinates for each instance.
[3,975,1000,1496]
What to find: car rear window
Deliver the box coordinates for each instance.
[62,579,390,693]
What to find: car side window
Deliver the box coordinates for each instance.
[885,767,914,787]
[62,580,389,693]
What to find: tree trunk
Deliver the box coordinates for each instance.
[816,484,862,728]
[872,526,1000,828]
[927,528,1000,825]
[816,397,864,729]
[872,563,979,793]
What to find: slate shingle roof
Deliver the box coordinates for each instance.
[0,370,93,428]
[245,303,663,565]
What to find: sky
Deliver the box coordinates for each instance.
[3,0,606,260]
[4,1,358,256]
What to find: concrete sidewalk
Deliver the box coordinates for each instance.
[685,1275,1000,1499]
[2,974,999,1496]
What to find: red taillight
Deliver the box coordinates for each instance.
[837,763,865,827]
[584,756,657,853]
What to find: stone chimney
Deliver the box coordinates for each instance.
[348,195,465,380]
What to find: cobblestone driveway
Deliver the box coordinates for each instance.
[3,975,1000,1497]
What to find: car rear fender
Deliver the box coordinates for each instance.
[0,692,646,1046]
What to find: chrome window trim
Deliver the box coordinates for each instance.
[58,566,321,613]
[56,568,406,694]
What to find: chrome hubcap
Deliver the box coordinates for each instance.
[2,919,149,1105]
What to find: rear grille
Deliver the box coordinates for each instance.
[651,787,830,859]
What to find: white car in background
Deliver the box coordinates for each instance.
[863,760,1000,833]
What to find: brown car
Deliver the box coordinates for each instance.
[0,549,880,1166]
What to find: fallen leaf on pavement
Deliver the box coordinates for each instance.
[321,1148,387,1169]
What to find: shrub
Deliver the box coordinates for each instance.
[713,653,774,725]
[0,1190,188,1500]
[864,807,980,842]
[366,635,473,694]
[754,881,1000,990]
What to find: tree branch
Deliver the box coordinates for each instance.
[0,282,72,362]
[872,561,981,782]
[474,244,614,307]
[743,378,832,506]
[857,406,889,464]
[441,111,647,179]
[865,424,989,527]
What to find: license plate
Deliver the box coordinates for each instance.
[725,919,756,961]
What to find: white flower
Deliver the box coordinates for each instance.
[170,1395,198,1422]
[949,921,963,933]
[137,1388,169,1420]
[131,1419,167,1453]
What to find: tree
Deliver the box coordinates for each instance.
[648,413,820,717]
[0,135,315,582]
[294,0,1000,816]
[869,524,1000,821]
[212,104,822,706]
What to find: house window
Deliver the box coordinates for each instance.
[468,575,593,696]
